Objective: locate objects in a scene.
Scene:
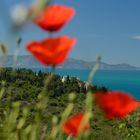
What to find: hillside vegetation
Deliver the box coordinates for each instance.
[0,68,139,140]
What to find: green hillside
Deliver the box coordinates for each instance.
[0,68,139,140]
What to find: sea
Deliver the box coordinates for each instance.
[33,68,140,100]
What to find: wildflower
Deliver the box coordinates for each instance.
[63,112,89,137]
[11,4,29,27]
[94,91,139,119]
[33,4,75,32]
[26,36,76,66]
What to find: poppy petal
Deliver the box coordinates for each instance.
[94,91,139,119]
[34,4,75,32]
[63,112,89,136]
[26,36,76,66]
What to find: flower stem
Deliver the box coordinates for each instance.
[66,135,72,140]
[88,56,101,84]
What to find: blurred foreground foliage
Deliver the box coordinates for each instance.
[0,68,139,140]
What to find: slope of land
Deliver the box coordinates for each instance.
[0,68,139,139]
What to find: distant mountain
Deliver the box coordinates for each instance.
[62,58,140,70]
[0,55,44,68]
[0,55,139,70]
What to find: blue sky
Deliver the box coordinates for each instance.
[1,0,140,66]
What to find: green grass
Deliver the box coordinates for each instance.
[0,68,140,140]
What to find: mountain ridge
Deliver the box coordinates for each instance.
[0,55,139,70]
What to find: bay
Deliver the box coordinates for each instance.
[33,68,140,100]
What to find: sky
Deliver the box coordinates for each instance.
[1,0,140,67]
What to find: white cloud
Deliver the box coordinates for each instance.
[131,35,140,40]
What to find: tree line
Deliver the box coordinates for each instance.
[0,67,107,101]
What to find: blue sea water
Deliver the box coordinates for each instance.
[34,68,140,100]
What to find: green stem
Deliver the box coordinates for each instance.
[88,56,101,84]
[66,135,72,140]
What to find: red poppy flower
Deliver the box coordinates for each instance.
[34,4,75,32]
[26,36,76,66]
[63,112,89,137]
[94,91,139,119]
